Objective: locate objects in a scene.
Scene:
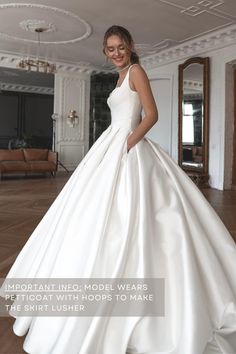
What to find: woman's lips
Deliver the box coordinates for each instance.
[114,58,124,62]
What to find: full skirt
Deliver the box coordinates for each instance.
[2,124,236,354]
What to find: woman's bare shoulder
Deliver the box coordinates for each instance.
[130,63,146,75]
[130,64,148,87]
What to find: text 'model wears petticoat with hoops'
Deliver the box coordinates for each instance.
[1,30,236,354]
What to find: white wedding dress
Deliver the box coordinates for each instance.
[2,65,236,354]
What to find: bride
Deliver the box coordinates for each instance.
[1,25,236,354]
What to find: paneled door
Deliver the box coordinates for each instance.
[232,68,236,189]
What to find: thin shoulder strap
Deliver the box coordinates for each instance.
[127,63,138,80]
[128,63,136,74]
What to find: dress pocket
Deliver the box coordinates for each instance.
[126,131,133,154]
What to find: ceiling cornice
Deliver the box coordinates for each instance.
[183,80,203,91]
[0,82,54,95]
[0,54,101,74]
[141,23,236,70]
[0,24,235,74]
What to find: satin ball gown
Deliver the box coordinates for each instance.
[1,64,236,354]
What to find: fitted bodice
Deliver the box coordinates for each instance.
[107,65,142,130]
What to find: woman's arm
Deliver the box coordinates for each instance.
[127,64,158,152]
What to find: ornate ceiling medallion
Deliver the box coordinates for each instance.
[19,20,56,33]
[0,3,92,44]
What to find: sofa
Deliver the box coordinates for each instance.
[0,148,58,178]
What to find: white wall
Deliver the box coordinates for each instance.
[54,71,91,171]
[147,75,174,155]
[144,43,236,190]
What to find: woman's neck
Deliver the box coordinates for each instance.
[117,63,131,73]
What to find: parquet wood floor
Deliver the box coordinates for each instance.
[0,173,69,354]
[0,173,235,353]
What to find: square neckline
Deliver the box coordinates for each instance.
[115,66,130,88]
[116,63,138,88]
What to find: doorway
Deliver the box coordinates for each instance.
[232,68,236,189]
[0,67,54,150]
[224,63,236,190]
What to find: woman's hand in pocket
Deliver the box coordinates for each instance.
[127,132,133,153]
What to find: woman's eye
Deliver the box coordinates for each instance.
[106,46,125,53]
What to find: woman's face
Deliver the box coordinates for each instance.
[105,35,131,69]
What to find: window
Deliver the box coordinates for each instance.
[183,103,194,144]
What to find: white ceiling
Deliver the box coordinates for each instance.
[0,0,235,89]
[0,0,235,71]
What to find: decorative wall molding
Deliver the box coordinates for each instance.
[59,143,85,170]
[0,82,54,95]
[141,24,236,70]
[54,72,90,170]
[0,3,92,44]
[79,79,86,141]
[59,77,66,142]
[0,52,97,74]
[0,1,234,76]
[0,24,235,74]
[158,0,233,20]
[95,24,236,73]
[60,76,83,142]
[183,80,203,91]
[136,40,179,56]
[132,0,234,60]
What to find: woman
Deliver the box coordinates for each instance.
[1,25,236,354]
[103,26,158,154]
